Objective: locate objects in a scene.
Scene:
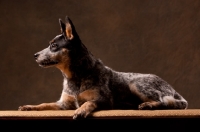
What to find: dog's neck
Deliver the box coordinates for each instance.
[56,64,72,79]
[57,42,102,80]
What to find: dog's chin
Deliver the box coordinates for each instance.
[38,61,59,68]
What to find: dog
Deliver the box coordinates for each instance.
[18,16,188,119]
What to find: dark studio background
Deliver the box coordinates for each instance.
[0,0,200,110]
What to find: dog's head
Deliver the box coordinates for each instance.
[34,16,81,72]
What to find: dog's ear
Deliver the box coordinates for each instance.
[59,17,74,40]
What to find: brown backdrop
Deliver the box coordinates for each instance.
[0,0,200,110]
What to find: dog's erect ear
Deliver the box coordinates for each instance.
[59,16,74,40]
[59,19,66,36]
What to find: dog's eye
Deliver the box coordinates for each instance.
[51,43,58,48]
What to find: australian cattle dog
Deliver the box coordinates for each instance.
[18,16,188,119]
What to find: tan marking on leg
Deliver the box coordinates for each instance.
[138,101,161,110]
[129,83,152,102]
[72,89,100,119]
[58,91,76,109]
[77,89,100,105]
[18,102,61,111]
[73,101,97,119]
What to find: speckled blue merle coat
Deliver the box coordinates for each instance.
[18,16,188,120]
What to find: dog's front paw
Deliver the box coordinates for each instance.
[73,107,89,120]
[73,101,96,120]
[18,105,36,111]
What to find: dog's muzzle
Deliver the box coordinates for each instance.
[34,53,59,67]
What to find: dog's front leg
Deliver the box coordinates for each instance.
[18,102,61,111]
[18,94,76,111]
[73,101,97,119]
[73,89,104,119]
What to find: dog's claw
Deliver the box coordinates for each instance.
[73,108,89,120]
[18,106,25,111]
[73,114,78,120]
[73,112,84,120]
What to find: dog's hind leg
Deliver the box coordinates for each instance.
[138,95,188,110]
[138,101,162,110]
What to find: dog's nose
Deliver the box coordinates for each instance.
[34,53,39,59]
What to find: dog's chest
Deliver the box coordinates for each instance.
[63,77,95,95]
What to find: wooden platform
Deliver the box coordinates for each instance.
[1,109,200,120]
[1,110,199,131]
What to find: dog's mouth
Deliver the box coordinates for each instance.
[38,59,59,67]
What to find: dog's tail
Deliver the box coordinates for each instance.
[162,92,188,109]
[174,91,188,109]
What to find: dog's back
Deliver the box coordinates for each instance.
[106,68,187,110]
